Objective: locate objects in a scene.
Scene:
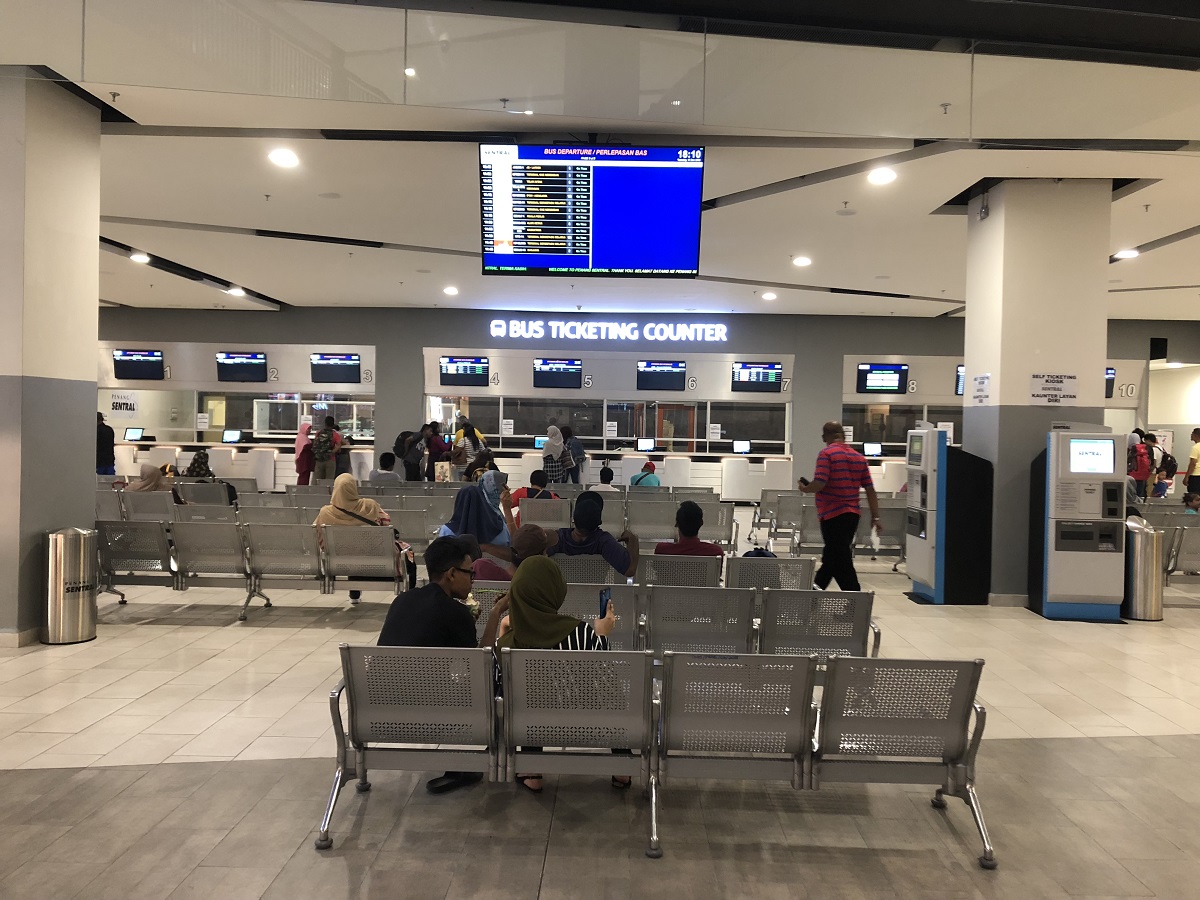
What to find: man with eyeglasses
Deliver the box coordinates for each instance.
[376,535,508,794]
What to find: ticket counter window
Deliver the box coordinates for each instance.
[710,402,785,453]
[648,401,704,453]
[432,396,500,439]
[842,404,921,444]
[925,406,963,443]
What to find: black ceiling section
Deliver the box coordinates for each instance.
[478,0,1200,68]
[99,237,286,307]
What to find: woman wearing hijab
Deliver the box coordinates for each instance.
[541,425,571,484]
[295,423,315,486]
[125,463,169,492]
[495,555,620,792]
[439,471,511,546]
[184,449,214,479]
[314,474,393,602]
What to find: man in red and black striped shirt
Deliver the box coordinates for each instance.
[797,421,881,591]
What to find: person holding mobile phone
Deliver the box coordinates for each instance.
[496,556,624,793]
[796,421,880,591]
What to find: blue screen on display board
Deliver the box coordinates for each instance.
[479,145,704,277]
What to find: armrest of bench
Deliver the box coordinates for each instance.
[869,619,882,657]
[328,678,348,769]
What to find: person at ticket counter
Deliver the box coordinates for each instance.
[96,412,115,476]
[1184,428,1200,494]
[630,461,660,487]
[796,421,881,592]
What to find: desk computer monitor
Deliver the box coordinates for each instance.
[534,436,547,450]
[732,440,751,454]
[123,427,143,441]
[221,430,241,444]
[863,442,883,457]
[637,438,656,452]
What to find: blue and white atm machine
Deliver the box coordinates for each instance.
[906,427,993,604]
[1028,430,1125,621]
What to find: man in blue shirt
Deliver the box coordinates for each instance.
[630,461,660,487]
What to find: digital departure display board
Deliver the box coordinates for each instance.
[533,358,583,389]
[440,356,489,387]
[637,360,686,391]
[216,352,268,383]
[731,361,783,393]
[310,353,361,384]
[856,363,909,394]
[112,349,164,380]
[480,145,703,277]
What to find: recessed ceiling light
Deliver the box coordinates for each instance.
[761,291,777,301]
[268,148,299,168]
[129,251,150,264]
[404,67,416,77]
[317,192,341,200]
[1167,361,1184,368]
[867,167,897,185]
[671,99,682,106]
[792,256,812,267]
[1113,249,1139,259]
[416,269,431,274]
[443,286,459,296]
[226,287,245,297]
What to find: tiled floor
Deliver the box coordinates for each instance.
[5,513,1200,896]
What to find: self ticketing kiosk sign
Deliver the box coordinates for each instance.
[1030,431,1125,621]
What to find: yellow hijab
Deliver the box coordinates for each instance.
[313,473,387,526]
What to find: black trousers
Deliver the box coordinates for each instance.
[814,512,861,592]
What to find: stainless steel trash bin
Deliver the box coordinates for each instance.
[1124,518,1164,622]
[43,528,98,644]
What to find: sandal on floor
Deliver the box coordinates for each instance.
[611,776,632,789]
[516,775,543,794]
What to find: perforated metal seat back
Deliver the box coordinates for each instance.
[175,504,238,524]
[798,505,825,546]
[562,583,639,651]
[173,523,247,575]
[638,554,721,587]
[521,498,571,529]
[224,478,260,496]
[389,509,433,544]
[662,652,816,755]
[176,482,231,506]
[648,586,755,654]
[96,490,123,522]
[819,657,983,764]
[470,581,510,643]
[97,521,173,573]
[775,494,808,530]
[342,645,494,747]
[121,491,176,522]
[550,553,618,584]
[286,484,331,505]
[322,525,398,578]
[245,524,322,576]
[1176,527,1200,572]
[503,649,651,750]
[761,590,873,661]
[726,557,816,591]
[624,501,680,541]
[239,506,303,525]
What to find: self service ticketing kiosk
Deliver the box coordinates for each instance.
[905,427,993,605]
[1028,430,1125,621]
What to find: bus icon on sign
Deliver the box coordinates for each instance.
[490,320,507,338]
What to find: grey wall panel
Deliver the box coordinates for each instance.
[1,376,95,634]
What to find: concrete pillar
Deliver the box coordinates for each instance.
[0,78,100,645]
[961,179,1111,605]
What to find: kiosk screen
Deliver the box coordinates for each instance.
[1068,438,1115,474]
[907,433,924,466]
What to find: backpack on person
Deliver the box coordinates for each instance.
[312,428,335,462]
[403,437,424,467]
[1160,451,1179,479]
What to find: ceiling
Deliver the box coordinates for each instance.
[56,0,1200,319]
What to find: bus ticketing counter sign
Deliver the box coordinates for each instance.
[1028,428,1125,621]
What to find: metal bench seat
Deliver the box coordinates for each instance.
[645,585,756,656]
[725,555,816,591]
[638,553,721,587]
[97,520,176,602]
[315,645,498,851]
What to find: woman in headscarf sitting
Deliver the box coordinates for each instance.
[184,449,214,479]
[495,555,620,792]
[125,463,169,492]
[541,425,572,484]
[313,473,394,602]
[439,470,511,547]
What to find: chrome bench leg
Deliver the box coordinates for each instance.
[963,783,997,869]
[645,773,662,858]
[314,764,347,850]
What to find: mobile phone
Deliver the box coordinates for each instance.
[798,477,810,486]
[599,588,612,617]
